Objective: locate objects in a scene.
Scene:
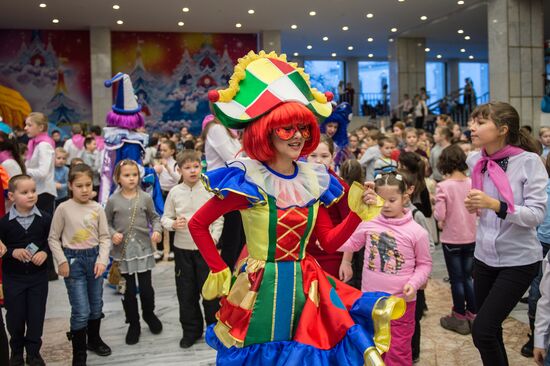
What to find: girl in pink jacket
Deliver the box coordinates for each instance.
[340,172,432,366]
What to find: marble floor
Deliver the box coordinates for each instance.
[9,247,533,365]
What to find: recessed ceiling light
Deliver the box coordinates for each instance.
[39,3,47,8]
[367,37,374,42]
[342,26,349,31]
[460,48,466,52]
[178,21,184,26]
[417,42,423,46]
[182,7,189,12]
[293,52,299,56]
[457,0,465,4]
[389,38,394,42]
[112,4,120,10]
[420,16,428,20]
[307,45,312,49]
[348,46,354,50]
[322,36,328,41]
[368,53,374,58]
[425,48,430,52]
[469,55,474,59]
[457,29,464,34]
[52,18,59,23]
[398,0,405,2]
[331,52,337,57]
[436,54,442,59]
[366,13,374,18]
[235,23,242,28]
[464,35,471,40]
[391,27,398,32]
[248,9,255,14]
[309,11,316,16]
[116,20,123,25]
[291,24,298,29]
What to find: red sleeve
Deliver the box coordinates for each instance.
[335,184,350,221]
[313,206,362,254]
[188,193,250,273]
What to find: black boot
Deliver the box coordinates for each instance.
[521,318,535,358]
[122,297,141,345]
[140,292,162,334]
[86,318,111,356]
[67,328,87,366]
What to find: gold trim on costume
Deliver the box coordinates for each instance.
[363,346,385,366]
[371,296,406,354]
[308,280,320,307]
[202,268,232,300]
[214,321,244,348]
[216,50,328,105]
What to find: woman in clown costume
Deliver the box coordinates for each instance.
[188,51,405,366]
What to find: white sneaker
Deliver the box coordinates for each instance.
[168,251,175,261]
[154,250,163,261]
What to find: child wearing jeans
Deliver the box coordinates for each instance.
[434,144,477,335]
[48,164,111,365]
[340,172,432,366]
[161,150,223,348]
[0,175,51,366]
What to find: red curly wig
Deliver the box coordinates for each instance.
[242,102,321,162]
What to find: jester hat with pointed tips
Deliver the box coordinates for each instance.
[208,51,334,129]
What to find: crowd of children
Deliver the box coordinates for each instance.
[1,100,550,366]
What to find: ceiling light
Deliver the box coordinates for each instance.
[331,52,337,57]
[460,48,466,52]
[457,29,464,34]
[342,26,349,31]
[391,27,398,32]
[39,3,47,8]
[182,7,189,12]
[112,4,119,9]
[398,0,405,2]
[436,54,442,59]
[235,23,242,28]
[116,20,123,25]
[425,48,430,52]
[389,38,394,42]
[52,18,59,23]
[464,35,471,40]
[366,13,374,18]
[307,45,312,49]
[469,55,474,59]
[367,37,374,42]
[293,52,299,56]
[420,16,428,20]
[457,0,465,4]
[322,36,328,41]
[248,9,255,14]
[348,46,354,50]
[368,53,374,58]
[309,11,316,16]
[417,42,423,46]
[291,24,298,29]
[178,21,184,26]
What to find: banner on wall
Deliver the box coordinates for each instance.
[0,30,92,130]
[111,31,257,134]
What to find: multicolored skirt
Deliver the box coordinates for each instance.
[208,255,405,366]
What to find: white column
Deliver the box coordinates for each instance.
[90,27,112,127]
[388,37,426,110]
[446,59,460,94]
[345,57,360,115]
[488,0,544,130]
[260,31,281,54]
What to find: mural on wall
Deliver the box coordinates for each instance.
[111,31,257,134]
[0,30,92,130]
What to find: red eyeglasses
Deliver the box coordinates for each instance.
[274,124,311,141]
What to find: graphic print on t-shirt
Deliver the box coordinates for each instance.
[367,231,404,274]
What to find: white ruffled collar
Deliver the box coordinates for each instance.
[227,159,330,209]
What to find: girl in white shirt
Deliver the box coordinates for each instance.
[154,140,180,260]
[202,116,244,270]
[24,112,56,215]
